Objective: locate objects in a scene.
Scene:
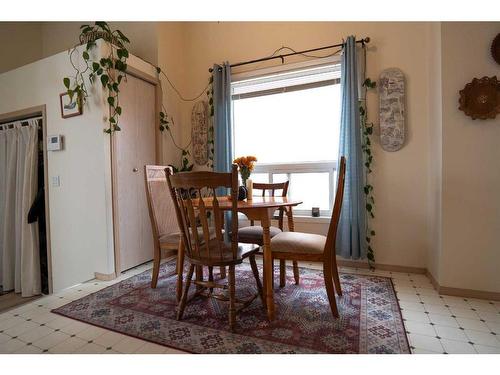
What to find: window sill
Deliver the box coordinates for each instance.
[291,215,331,224]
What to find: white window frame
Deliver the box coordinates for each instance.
[231,56,341,218]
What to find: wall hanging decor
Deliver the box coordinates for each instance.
[59,92,82,118]
[378,68,406,152]
[191,100,209,165]
[491,33,500,65]
[458,76,500,120]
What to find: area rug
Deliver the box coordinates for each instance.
[52,260,410,354]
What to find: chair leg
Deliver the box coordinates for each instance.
[176,240,185,303]
[249,255,264,306]
[331,256,342,296]
[177,264,195,320]
[293,261,300,285]
[219,266,226,279]
[195,265,204,291]
[228,264,236,332]
[208,266,214,293]
[279,259,286,288]
[323,261,339,318]
[151,243,161,288]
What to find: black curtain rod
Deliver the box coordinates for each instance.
[229,37,370,69]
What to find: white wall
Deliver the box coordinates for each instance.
[0,41,158,291]
[0,42,112,291]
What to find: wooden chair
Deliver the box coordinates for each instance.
[270,157,346,318]
[237,181,300,287]
[144,165,184,299]
[166,164,264,331]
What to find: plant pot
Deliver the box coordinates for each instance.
[238,186,247,201]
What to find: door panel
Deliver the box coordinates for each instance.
[115,74,156,272]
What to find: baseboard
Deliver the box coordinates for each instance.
[337,259,427,274]
[94,272,117,281]
[425,270,500,301]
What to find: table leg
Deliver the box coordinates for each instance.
[261,213,275,321]
[286,207,300,285]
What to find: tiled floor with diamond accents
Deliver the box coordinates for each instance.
[0,258,499,354]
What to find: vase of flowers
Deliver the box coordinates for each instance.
[233,155,257,200]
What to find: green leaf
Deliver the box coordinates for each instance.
[112,83,119,92]
[107,96,115,106]
[159,125,165,132]
[109,117,116,123]
[63,77,71,89]
[366,203,372,212]
[114,125,121,131]
[96,68,103,76]
[101,74,109,87]
[92,62,100,71]
[160,111,165,118]
[182,149,187,156]
[156,66,161,74]
[67,89,74,101]
[115,30,130,43]
[82,51,89,60]
[371,230,376,236]
[86,41,96,50]
[117,75,123,84]
[115,106,122,115]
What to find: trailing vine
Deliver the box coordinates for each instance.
[361,77,377,266]
[206,70,215,169]
[63,22,129,134]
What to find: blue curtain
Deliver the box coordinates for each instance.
[213,62,233,174]
[212,62,233,238]
[336,36,367,259]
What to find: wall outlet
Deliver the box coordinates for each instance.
[51,175,60,187]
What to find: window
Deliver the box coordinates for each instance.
[232,61,341,216]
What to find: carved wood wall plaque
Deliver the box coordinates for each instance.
[458,76,500,120]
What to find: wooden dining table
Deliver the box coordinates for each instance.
[188,196,302,321]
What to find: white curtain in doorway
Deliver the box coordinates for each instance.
[0,119,41,297]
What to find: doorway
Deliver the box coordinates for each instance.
[0,105,52,311]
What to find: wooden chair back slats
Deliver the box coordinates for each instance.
[323,156,347,259]
[249,181,289,230]
[144,165,179,241]
[166,165,239,263]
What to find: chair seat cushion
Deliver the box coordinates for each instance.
[159,232,181,246]
[237,225,282,245]
[188,240,260,266]
[270,231,326,254]
[159,227,223,247]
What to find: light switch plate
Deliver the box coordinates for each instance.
[51,175,60,187]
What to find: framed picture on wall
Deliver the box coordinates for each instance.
[59,92,82,119]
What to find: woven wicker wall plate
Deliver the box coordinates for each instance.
[458,76,500,120]
[491,33,500,65]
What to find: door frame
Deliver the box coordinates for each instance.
[110,66,162,275]
[0,104,53,294]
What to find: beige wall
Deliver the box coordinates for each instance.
[439,22,500,293]
[172,22,434,269]
[40,22,159,65]
[427,22,443,281]
[0,22,42,74]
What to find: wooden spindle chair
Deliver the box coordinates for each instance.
[270,157,346,318]
[144,165,184,298]
[237,181,300,287]
[166,164,264,331]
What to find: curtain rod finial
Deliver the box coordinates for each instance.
[364,37,370,44]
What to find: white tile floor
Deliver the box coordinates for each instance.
[0,259,499,354]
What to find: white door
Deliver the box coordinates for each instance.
[114,74,156,272]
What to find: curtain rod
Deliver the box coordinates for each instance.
[229,37,370,69]
[0,116,43,128]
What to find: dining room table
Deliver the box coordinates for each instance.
[189,195,302,321]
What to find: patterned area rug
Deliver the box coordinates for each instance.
[52,260,410,353]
